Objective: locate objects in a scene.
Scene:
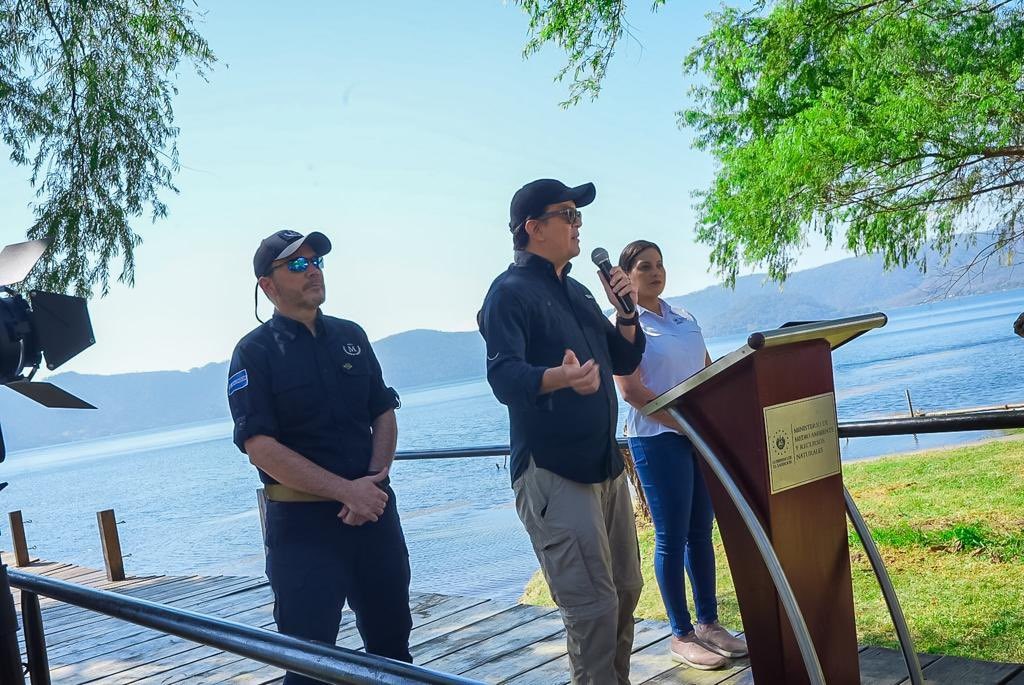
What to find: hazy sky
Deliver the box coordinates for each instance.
[0,1,848,376]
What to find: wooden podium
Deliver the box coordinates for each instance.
[643,314,888,685]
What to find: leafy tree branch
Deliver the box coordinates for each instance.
[1,0,215,296]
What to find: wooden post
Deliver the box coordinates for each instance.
[8,510,31,567]
[256,488,268,555]
[96,509,125,581]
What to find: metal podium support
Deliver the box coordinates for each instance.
[667,407,826,685]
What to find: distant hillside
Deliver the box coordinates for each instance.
[0,330,485,452]
[373,329,484,389]
[1,243,1020,450]
[668,242,1024,337]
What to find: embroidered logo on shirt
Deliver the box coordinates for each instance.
[343,344,362,356]
[487,351,499,361]
[227,369,249,396]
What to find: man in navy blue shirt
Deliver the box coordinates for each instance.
[479,179,646,683]
[227,230,411,683]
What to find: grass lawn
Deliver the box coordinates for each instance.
[521,435,1024,662]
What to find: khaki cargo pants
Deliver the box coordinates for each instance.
[513,458,644,685]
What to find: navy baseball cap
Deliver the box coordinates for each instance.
[253,230,332,277]
[509,179,596,232]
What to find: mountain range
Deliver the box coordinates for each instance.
[2,242,1020,451]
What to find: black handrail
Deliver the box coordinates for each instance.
[9,570,481,685]
[391,409,1024,460]
[11,406,1022,684]
[836,410,1024,437]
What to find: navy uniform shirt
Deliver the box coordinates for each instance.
[479,251,646,484]
[227,311,400,484]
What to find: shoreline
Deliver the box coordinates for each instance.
[843,428,1024,464]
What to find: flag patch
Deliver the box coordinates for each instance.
[227,369,249,396]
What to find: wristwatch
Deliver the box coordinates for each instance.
[616,313,639,327]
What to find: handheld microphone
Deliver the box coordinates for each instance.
[591,247,635,315]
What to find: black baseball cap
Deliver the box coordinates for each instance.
[509,179,596,232]
[253,229,332,277]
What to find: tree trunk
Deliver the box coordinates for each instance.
[620,444,651,524]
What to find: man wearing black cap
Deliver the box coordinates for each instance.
[227,230,412,682]
[479,180,646,683]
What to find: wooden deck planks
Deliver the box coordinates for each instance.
[920,654,1024,684]
[131,591,471,685]
[501,618,674,685]
[41,577,264,644]
[411,604,558,665]
[423,610,566,675]
[9,560,1023,684]
[38,578,267,654]
[857,646,942,685]
[45,583,273,666]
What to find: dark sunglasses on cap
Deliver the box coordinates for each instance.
[272,255,324,273]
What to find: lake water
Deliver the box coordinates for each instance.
[4,289,1022,602]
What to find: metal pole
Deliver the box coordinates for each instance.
[8,569,479,685]
[844,488,924,685]
[666,407,826,685]
[387,407,1024,463]
[20,591,48,685]
[837,410,1024,437]
[0,564,25,685]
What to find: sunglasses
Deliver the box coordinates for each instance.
[273,255,324,273]
[534,207,583,226]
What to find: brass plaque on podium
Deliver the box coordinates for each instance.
[763,392,841,494]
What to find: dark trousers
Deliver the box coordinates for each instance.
[264,489,412,685]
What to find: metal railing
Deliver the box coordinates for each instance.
[8,569,481,685]
[836,410,1024,437]
[8,407,1022,685]
[389,409,1024,461]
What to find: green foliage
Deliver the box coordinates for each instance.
[685,0,1024,284]
[517,0,1024,285]
[519,0,666,107]
[0,0,215,296]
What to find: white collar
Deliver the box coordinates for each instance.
[637,299,671,319]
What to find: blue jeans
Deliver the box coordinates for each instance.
[628,432,718,637]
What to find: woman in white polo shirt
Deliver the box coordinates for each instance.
[613,240,747,670]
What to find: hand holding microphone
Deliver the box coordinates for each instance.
[591,247,637,318]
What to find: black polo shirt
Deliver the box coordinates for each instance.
[479,250,645,484]
[227,311,400,484]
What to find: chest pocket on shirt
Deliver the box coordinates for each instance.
[270,371,318,424]
[334,344,371,413]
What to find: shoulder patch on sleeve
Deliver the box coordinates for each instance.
[227,369,249,396]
